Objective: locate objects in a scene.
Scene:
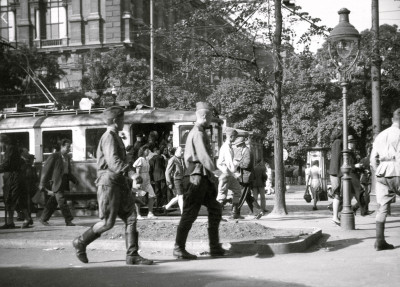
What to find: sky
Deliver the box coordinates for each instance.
[292,0,400,52]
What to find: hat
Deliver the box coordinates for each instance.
[103,106,124,120]
[233,136,246,146]
[225,127,238,137]
[348,135,357,143]
[196,102,211,111]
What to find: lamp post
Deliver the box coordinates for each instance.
[328,8,360,230]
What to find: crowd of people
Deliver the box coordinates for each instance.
[1,104,398,264]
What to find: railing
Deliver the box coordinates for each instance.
[40,39,63,47]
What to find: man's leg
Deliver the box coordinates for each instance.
[72,185,118,263]
[40,195,58,224]
[55,191,74,225]
[375,178,396,251]
[120,193,153,265]
[228,176,244,219]
[174,175,204,259]
[204,178,225,256]
[154,181,162,208]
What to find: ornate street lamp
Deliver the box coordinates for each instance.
[328,8,360,230]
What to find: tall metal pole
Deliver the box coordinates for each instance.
[371,0,381,138]
[340,82,355,230]
[150,0,154,107]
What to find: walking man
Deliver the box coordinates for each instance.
[73,106,153,265]
[173,102,225,260]
[39,139,78,226]
[216,128,243,219]
[370,108,400,251]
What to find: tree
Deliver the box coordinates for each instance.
[157,0,327,215]
[0,45,65,108]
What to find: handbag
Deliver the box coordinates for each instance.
[32,189,46,206]
[303,186,312,203]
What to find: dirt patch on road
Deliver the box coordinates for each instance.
[102,221,308,243]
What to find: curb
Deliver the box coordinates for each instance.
[230,228,322,255]
[0,228,322,255]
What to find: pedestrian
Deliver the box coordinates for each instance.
[329,131,343,226]
[173,102,226,260]
[39,139,77,227]
[0,134,31,229]
[73,106,153,265]
[309,160,322,211]
[250,159,268,218]
[305,163,311,186]
[265,162,274,195]
[149,145,167,210]
[164,147,185,214]
[356,146,372,213]
[133,145,157,219]
[234,136,257,218]
[370,108,400,251]
[216,128,243,219]
[20,148,37,224]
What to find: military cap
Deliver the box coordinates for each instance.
[225,127,238,136]
[196,102,211,111]
[233,136,246,146]
[103,106,124,120]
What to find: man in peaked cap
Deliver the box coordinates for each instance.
[173,102,226,260]
[73,106,153,265]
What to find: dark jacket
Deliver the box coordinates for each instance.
[329,139,342,177]
[149,154,166,182]
[39,152,78,192]
[250,164,267,187]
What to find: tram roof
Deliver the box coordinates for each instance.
[0,108,223,130]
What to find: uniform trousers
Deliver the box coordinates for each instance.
[175,175,222,249]
[375,176,399,223]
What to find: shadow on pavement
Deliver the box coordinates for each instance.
[305,234,375,253]
[0,265,312,287]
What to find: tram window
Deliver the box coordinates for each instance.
[86,128,106,159]
[0,132,29,162]
[42,130,72,161]
[179,126,193,147]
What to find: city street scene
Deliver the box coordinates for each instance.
[0,0,399,287]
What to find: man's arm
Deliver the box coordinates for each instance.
[238,147,251,169]
[193,131,216,172]
[39,154,56,190]
[103,133,129,174]
[165,158,175,187]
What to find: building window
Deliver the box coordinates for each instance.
[0,0,16,42]
[43,0,67,40]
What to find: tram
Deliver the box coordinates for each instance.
[0,102,224,208]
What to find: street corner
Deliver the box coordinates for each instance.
[229,227,322,256]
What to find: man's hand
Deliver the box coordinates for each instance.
[168,184,173,189]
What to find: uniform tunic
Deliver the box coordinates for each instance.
[95,127,134,221]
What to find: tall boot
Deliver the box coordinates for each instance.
[173,225,197,259]
[126,225,153,265]
[229,203,244,220]
[208,227,226,257]
[72,227,100,263]
[375,221,394,251]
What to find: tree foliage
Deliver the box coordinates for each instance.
[0,45,64,107]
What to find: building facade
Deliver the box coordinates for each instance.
[0,0,179,90]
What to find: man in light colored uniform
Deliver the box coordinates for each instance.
[370,108,400,251]
[216,128,243,219]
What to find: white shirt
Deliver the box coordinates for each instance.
[370,124,400,177]
[217,141,238,175]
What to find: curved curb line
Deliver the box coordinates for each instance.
[230,228,322,255]
[0,228,322,255]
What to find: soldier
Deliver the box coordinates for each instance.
[173,102,225,260]
[72,106,153,265]
[370,108,400,251]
